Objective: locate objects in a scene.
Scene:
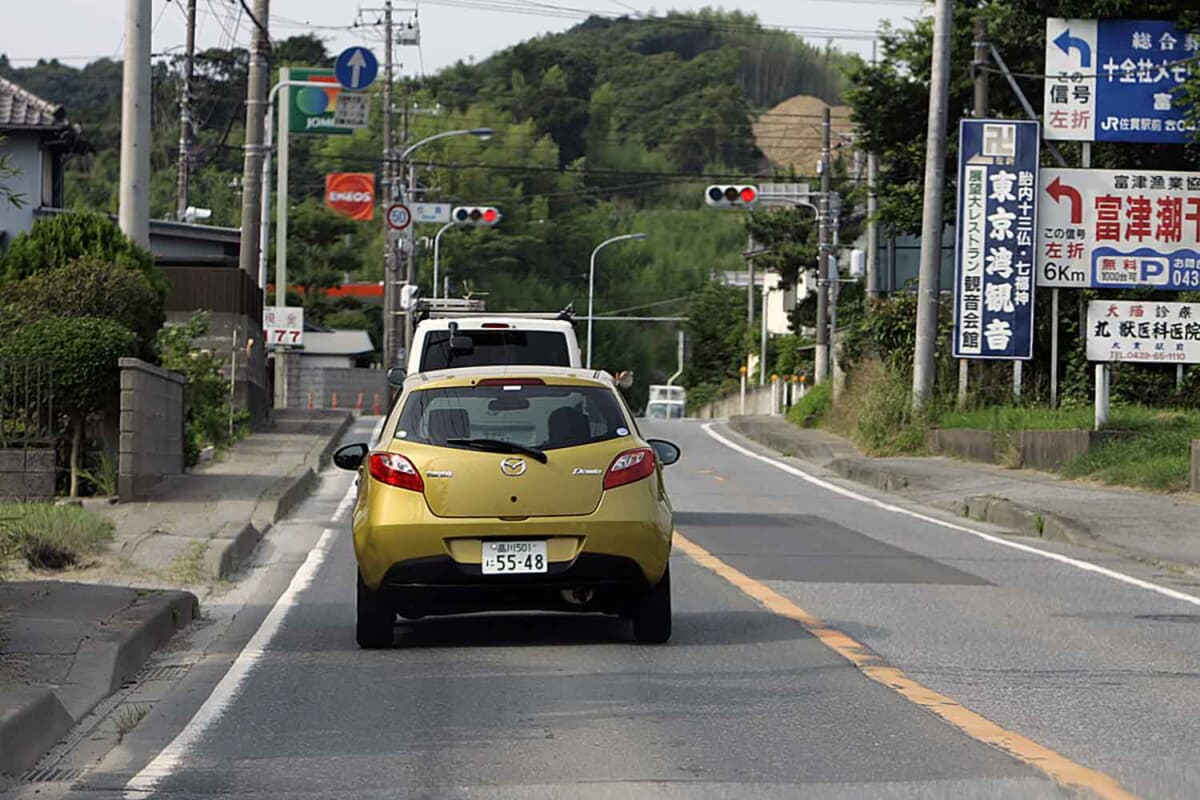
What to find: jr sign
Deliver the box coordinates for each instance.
[953,119,1041,361]
[1044,18,1197,143]
[1037,168,1200,289]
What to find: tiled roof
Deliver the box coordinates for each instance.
[0,75,65,128]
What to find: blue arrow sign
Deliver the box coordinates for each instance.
[1053,27,1092,68]
[334,47,378,91]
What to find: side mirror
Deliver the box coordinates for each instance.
[615,370,634,390]
[333,442,369,471]
[449,335,475,355]
[386,367,406,388]
[648,439,681,467]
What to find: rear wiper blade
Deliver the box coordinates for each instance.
[446,438,549,463]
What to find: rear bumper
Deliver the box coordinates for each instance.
[353,478,672,590]
[377,553,651,616]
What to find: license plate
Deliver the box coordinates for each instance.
[482,540,548,575]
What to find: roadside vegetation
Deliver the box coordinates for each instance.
[0,502,114,574]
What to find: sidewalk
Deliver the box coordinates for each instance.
[0,408,355,781]
[727,416,1200,576]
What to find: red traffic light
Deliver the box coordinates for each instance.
[451,206,502,226]
[482,208,498,224]
[704,185,759,209]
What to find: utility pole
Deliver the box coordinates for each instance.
[866,152,879,301]
[910,0,953,412]
[238,0,270,280]
[814,105,832,384]
[118,0,151,247]
[959,13,989,408]
[175,0,197,220]
[379,1,397,368]
[403,144,417,361]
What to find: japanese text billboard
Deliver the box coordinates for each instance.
[1044,18,1197,143]
[1037,168,1200,289]
[953,119,1040,360]
[1087,300,1200,363]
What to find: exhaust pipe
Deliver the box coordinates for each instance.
[561,587,594,606]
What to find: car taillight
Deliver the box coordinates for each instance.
[603,448,656,490]
[368,452,424,492]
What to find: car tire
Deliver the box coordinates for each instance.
[357,572,395,649]
[631,565,671,644]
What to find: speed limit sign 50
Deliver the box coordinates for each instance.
[386,203,411,230]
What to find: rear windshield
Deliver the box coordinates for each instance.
[395,384,630,450]
[419,330,571,371]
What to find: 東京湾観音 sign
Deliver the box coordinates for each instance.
[1087,300,1200,363]
[953,119,1041,361]
[1043,18,1197,143]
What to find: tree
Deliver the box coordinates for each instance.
[0,210,162,289]
[284,199,361,324]
[0,317,137,496]
[0,255,164,359]
[683,282,748,391]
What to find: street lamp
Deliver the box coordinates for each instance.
[432,221,454,299]
[586,233,648,369]
[388,126,493,368]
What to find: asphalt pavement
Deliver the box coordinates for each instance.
[18,417,1200,799]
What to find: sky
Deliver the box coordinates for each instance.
[1,0,925,76]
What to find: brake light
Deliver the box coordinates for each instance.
[368,452,424,492]
[481,323,511,328]
[603,448,656,490]
[475,377,545,386]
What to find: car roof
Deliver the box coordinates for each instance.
[413,317,574,332]
[403,365,617,390]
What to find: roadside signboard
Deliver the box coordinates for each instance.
[287,68,355,135]
[332,92,371,129]
[1044,18,1197,143]
[386,203,412,230]
[325,173,375,220]
[333,47,378,91]
[1087,300,1200,363]
[952,119,1040,360]
[413,202,453,224]
[264,306,304,348]
[1037,168,1200,289]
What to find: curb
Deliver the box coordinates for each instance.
[828,458,912,493]
[0,589,197,779]
[205,521,264,581]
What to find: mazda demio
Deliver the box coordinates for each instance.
[334,366,680,648]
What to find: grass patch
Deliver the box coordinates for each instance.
[786,380,832,427]
[1061,425,1198,492]
[826,360,929,455]
[163,540,208,585]
[938,404,1190,434]
[0,502,114,572]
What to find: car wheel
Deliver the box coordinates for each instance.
[357,572,395,649]
[631,565,671,644]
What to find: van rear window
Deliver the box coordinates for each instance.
[419,330,571,371]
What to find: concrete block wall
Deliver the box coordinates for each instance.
[118,358,186,501]
[693,385,787,419]
[0,447,56,500]
[284,361,386,413]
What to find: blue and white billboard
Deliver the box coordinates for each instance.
[953,119,1041,361]
[1044,17,1197,143]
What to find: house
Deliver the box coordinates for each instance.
[0,76,83,250]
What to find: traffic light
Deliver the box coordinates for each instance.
[705,185,759,209]
[452,206,502,226]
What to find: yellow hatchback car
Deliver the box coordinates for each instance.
[333,366,681,648]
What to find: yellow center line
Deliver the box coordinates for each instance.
[673,531,1141,800]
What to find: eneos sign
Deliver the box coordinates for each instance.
[325,173,375,221]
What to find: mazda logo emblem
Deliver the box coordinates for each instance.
[500,457,527,477]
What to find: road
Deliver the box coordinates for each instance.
[21,418,1200,799]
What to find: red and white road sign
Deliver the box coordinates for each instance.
[386,203,412,231]
[1037,167,1200,289]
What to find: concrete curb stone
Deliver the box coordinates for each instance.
[0,589,196,778]
[205,522,264,581]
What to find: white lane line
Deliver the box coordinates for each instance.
[703,422,1200,609]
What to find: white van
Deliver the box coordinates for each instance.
[397,310,582,379]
